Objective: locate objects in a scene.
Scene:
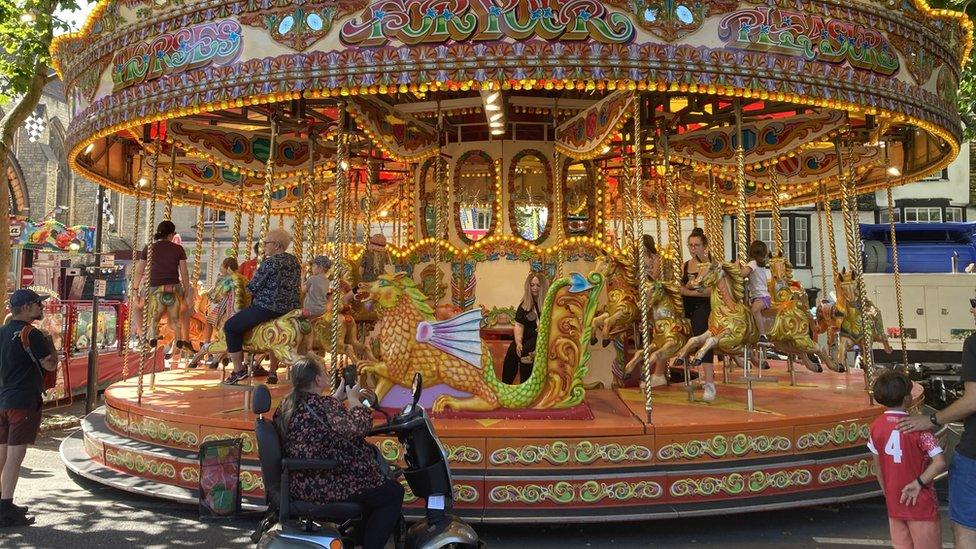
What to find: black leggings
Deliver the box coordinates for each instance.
[687,302,714,363]
[502,339,535,384]
[223,304,281,353]
[349,478,404,549]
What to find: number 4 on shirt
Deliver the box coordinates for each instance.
[884,430,903,463]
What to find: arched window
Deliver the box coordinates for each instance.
[5,152,30,216]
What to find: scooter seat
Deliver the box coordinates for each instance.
[290,500,364,521]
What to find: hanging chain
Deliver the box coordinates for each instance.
[163,145,177,220]
[887,187,908,370]
[770,173,783,257]
[632,95,654,421]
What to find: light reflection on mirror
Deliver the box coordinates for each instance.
[455,151,495,242]
[564,161,594,236]
[511,151,550,242]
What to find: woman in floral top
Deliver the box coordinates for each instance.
[223,229,301,385]
[273,356,404,549]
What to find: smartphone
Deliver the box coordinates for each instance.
[343,363,358,388]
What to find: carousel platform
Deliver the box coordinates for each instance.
[61,364,903,523]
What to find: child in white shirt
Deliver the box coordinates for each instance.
[740,240,771,339]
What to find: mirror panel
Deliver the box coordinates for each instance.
[509,150,552,243]
[563,161,596,237]
[454,150,496,243]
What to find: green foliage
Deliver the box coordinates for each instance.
[929,0,976,139]
[0,0,78,104]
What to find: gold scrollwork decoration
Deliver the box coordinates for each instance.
[657,434,792,461]
[796,423,870,450]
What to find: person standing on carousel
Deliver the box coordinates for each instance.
[132,220,196,353]
[239,242,261,281]
[359,233,391,283]
[223,229,301,385]
[680,227,717,401]
[502,272,549,385]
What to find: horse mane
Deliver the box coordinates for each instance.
[720,262,746,302]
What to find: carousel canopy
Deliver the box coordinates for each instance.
[52,0,971,215]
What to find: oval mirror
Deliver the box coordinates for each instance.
[418,157,439,238]
[563,161,595,237]
[454,150,496,243]
[509,150,552,243]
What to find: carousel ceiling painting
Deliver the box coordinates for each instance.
[51,0,970,217]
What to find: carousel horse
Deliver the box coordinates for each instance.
[590,257,639,348]
[357,270,604,412]
[622,278,690,380]
[153,291,207,359]
[187,309,311,368]
[188,273,250,367]
[766,255,841,373]
[674,261,760,366]
[815,269,892,368]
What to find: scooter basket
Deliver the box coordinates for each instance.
[402,462,452,499]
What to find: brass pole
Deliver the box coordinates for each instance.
[633,94,654,422]
[163,145,176,221]
[734,100,747,261]
[887,187,908,370]
[330,104,349,374]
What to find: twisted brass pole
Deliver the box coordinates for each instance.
[329,104,349,374]
[770,174,783,257]
[121,186,142,380]
[163,145,176,221]
[232,177,245,260]
[816,194,828,295]
[259,120,279,248]
[663,125,681,285]
[138,143,160,403]
[734,100,748,262]
[633,94,654,422]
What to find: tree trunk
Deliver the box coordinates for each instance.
[0,60,51,299]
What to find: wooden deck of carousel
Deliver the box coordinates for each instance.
[61,363,901,523]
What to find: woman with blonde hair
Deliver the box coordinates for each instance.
[223,229,301,385]
[502,272,549,384]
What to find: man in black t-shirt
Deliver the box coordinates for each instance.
[0,289,57,527]
[900,305,976,547]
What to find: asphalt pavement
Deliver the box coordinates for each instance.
[0,417,962,548]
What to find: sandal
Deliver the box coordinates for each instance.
[267,372,278,385]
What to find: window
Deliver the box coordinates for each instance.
[879,209,901,224]
[946,207,965,222]
[732,213,811,268]
[204,210,228,226]
[903,207,942,223]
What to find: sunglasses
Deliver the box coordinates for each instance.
[970,298,976,309]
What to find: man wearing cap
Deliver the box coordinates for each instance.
[0,289,57,527]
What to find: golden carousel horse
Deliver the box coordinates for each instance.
[187,308,311,369]
[622,277,690,381]
[766,256,841,373]
[590,257,639,348]
[814,269,892,369]
[186,274,249,367]
[675,261,760,366]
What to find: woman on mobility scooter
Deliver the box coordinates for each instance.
[273,356,404,549]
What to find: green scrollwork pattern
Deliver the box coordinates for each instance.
[818,459,873,484]
[378,439,401,462]
[446,445,483,464]
[105,449,177,479]
[490,441,652,466]
[453,484,480,503]
[796,423,870,450]
[578,480,663,503]
[657,434,792,461]
[180,466,200,483]
[669,474,747,497]
[128,417,200,447]
[746,469,813,492]
[240,470,265,493]
[202,433,256,454]
[105,407,128,432]
[490,441,572,466]
[488,482,576,504]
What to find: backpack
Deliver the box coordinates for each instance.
[19,325,58,392]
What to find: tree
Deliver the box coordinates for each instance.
[930,0,976,140]
[0,0,78,299]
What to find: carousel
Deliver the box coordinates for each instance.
[53,0,970,522]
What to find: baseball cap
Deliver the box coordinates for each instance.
[9,289,50,308]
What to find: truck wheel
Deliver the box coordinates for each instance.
[862,240,889,273]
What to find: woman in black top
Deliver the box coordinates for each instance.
[502,272,548,384]
[680,228,717,399]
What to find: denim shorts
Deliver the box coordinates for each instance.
[950,451,976,530]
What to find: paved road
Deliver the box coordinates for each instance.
[1,424,961,548]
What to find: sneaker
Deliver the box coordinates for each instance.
[0,503,27,516]
[222,370,250,385]
[251,364,269,377]
[266,372,278,385]
[0,512,34,527]
[702,383,717,402]
[649,374,668,388]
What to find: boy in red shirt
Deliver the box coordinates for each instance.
[868,370,947,549]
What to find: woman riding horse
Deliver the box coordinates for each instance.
[223,229,301,385]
